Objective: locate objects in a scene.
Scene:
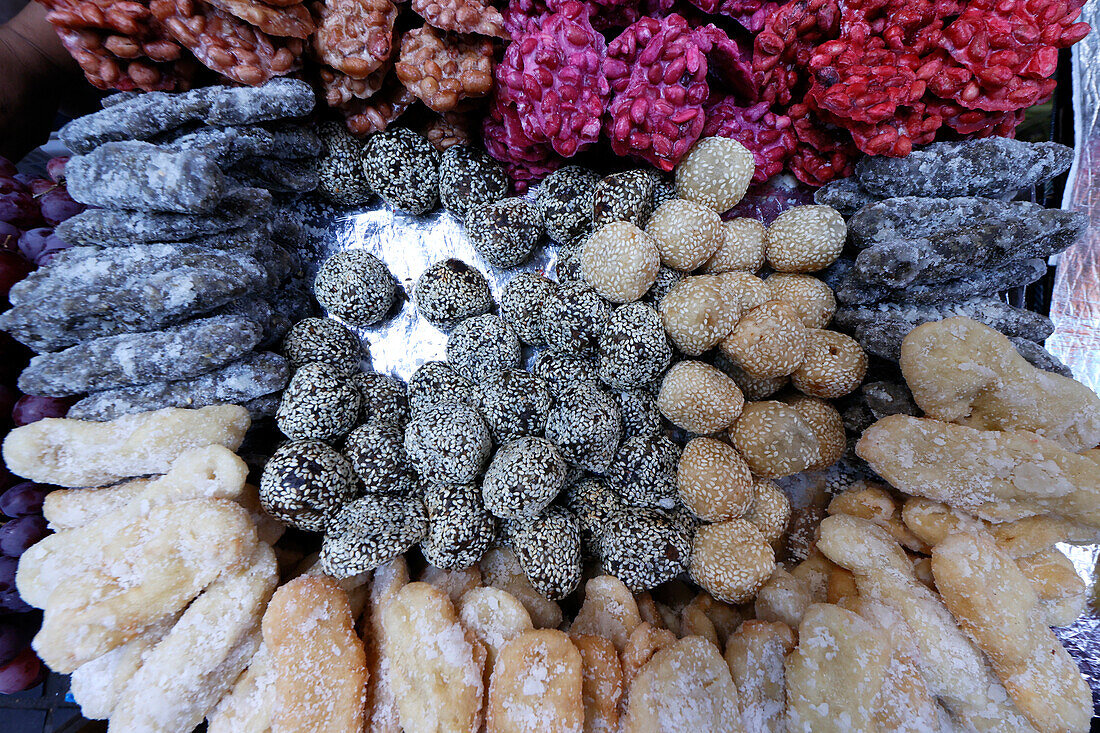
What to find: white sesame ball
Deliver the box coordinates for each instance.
[659,275,741,356]
[677,437,755,522]
[719,300,808,379]
[657,361,744,435]
[645,199,723,271]
[702,218,766,273]
[729,400,819,478]
[689,518,775,603]
[744,478,790,545]
[791,329,868,399]
[675,137,756,213]
[764,273,836,328]
[580,222,661,303]
[765,205,846,273]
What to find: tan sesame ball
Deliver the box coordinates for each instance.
[712,270,769,312]
[658,275,741,356]
[657,361,744,435]
[580,222,661,303]
[676,437,754,522]
[644,199,723,271]
[764,205,846,272]
[784,394,846,471]
[791,329,867,399]
[713,355,788,401]
[719,300,808,379]
[675,137,755,214]
[729,400,819,478]
[745,478,790,546]
[702,218,766,273]
[764,274,836,329]
[689,518,775,604]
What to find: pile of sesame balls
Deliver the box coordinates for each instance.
[260,133,870,606]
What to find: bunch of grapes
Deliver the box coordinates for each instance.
[0,154,83,694]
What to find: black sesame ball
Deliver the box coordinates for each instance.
[532,349,599,399]
[465,197,545,269]
[563,477,624,556]
[598,507,691,591]
[446,314,521,382]
[343,419,412,494]
[481,436,568,519]
[314,249,396,327]
[542,282,611,355]
[537,166,600,246]
[544,386,622,474]
[613,389,661,439]
[641,267,685,308]
[351,372,409,427]
[281,317,364,375]
[317,121,371,207]
[439,144,510,221]
[421,482,497,570]
[404,399,491,483]
[652,177,677,210]
[592,170,658,228]
[554,246,585,282]
[414,259,493,330]
[259,439,359,532]
[500,272,556,346]
[597,302,671,390]
[408,361,478,417]
[508,506,583,600]
[477,369,551,443]
[362,128,440,215]
[320,493,429,578]
[606,435,680,508]
[276,362,361,441]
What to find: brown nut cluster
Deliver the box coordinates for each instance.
[410,0,508,38]
[342,80,417,135]
[791,329,868,399]
[689,518,775,604]
[645,199,723,272]
[312,0,398,78]
[419,110,474,151]
[720,301,808,380]
[764,274,836,329]
[730,401,820,478]
[55,25,192,91]
[658,275,739,356]
[319,62,390,107]
[394,25,493,113]
[676,437,754,522]
[657,361,744,436]
[207,0,314,38]
[580,222,661,303]
[702,218,766,274]
[764,205,846,273]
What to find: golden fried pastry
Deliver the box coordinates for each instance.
[620,622,677,691]
[480,547,563,629]
[420,563,482,604]
[1016,547,1088,628]
[569,576,641,653]
[488,629,584,733]
[363,557,409,733]
[754,567,814,631]
[457,585,533,696]
[725,620,793,733]
[572,634,622,733]
[206,642,276,733]
[828,483,928,552]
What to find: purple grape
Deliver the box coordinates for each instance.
[38,189,83,226]
[0,647,43,694]
[12,395,72,426]
[0,483,49,518]
[0,193,42,229]
[0,621,22,666]
[16,227,51,263]
[12,174,35,190]
[0,159,16,178]
[0,251,33,306]
[0,222,20,253]
[0,515,47,557]
[46,157,69,184]
[0,556,30,612]
[28,179,55,197]
[0,179,22,196]
[33,235,71,267]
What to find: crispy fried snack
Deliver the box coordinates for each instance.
[394,25,493,113]
[205,642,276,733]
[457,586,534,673]
[932,532,1092,733]
[362,557,409,733]
[410,0,507,38]
[1016,548,1088,628]
[207,0,314,37]
[569,576,641,653]
[420,564,482,604]
[828,483,928,553]
[572,634,622,733]
[488,629,584,733]
[312,0,397,78]
[480,547,563,629]
[620,622,677,692]
[724,620,794,733]
[754,567,815,631]
[857,415,1100,527]
[900,317,1100,452]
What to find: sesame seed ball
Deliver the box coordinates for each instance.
[421,481,497,570]
[477,369,551,443]
[439,144,510,221]
[555,240,585,282]
[745,477,791,546]
[657,361,744,435]
[580,222,661,303]
[544,386,623,474]
[598,507,692,592]
[542,281,612,356]
[563,477,624,556]
[500,272,556,346]
[784,393,846,471]
[276,362,362,441]
[343,419,412,494]
[675,137,755,213]
[592,169,658,228]
[645,199,724,271]
[281,317,364,376]
[597,302,671,391]
[613,388,661,439]
[606,434,681,508]
[719,300,808,380]
[259,439,359,532]
[446,314,521,382]
[481,436,568,519]
[689,518,775,604]
[404,398,491,483]
[465,197,545,268]
[314,249,397,327]
[764,205,846,273]
[764,274,836,329]
[659,275,741,356]
[729,400,819,478]
[351,371,410,427]
[712,353,789,401]
[414,259,493,330]
[652,178,677,209]
[791,329,867,399]
[537,166,600,245]
[641,266,685,309]
[320,493,429,578]
[362,128,441,215]
[317,121,372,207]
[676,437,754,522]
[713,270,769,313]
[702,218,766,274]
[532,349,599,398]
[509,506,583,600]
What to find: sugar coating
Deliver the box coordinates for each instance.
[677,437,754,522]
[259,439,358,533]
[276,362,361,441]
[597,302,671,391]
[702,218,766,274]
[592,170,658,228]
[791,329,867,399]
[764,274,836,329]
[613,388,661,439]
[439,144,510,221]
[720,300,808,380]
[362,128,441,214]
[598,507,692,592]
[580,222,660,303]
[477,369,552,443]
[415,259,493,330]
[645,199,723,271]
[675,137,754,214]
[606,434,680,509]
[501,272,557,346]
[466,197,545,268]
[537,166,600,245]
[689,518,774,603]
[351,371,409,427]
[545,386,623,474]
[314,249,396,327]
[659,275,740,356]
[563,477,625,556]
[320,494,429,577]
[281,317,363,375]
[532,349,599,398]
[784,393,847,471]
[482,436,568,519]
[404,398,491,483]
[508,507,583,600]
[408,360,478,416]
[542,281,612,355]
[657,361,744,435]
[422,482,496,570]
[730,401,819,479]
[446,314,521,382]
[744,478,790,545]
[317,120,372,207]
[344,419,412,494]
[765,205,846,273]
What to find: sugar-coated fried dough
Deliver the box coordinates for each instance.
[42,477,154,530]
[857,415,1100,527]
[786,603,889,733]
[932,532,1092,733]
[1016,548,1088,628]
[206,642,276,733]
[817,515,1038,733]
[572,634,622,733]
[754,567,815,631]
[110,544,277,732]
[480,547,563,629]
[900,317,1100,451]
[620,622,677,693]
[457,586,533,674]
[569,576,642,653]
[2,404,250,487]
[32,499,258,672]
[827,483,928,552]
[361,557,408,733]
[724,620,794,733]
[420,564,481,604]
[263,575,368,733]
[488,629,584,733]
